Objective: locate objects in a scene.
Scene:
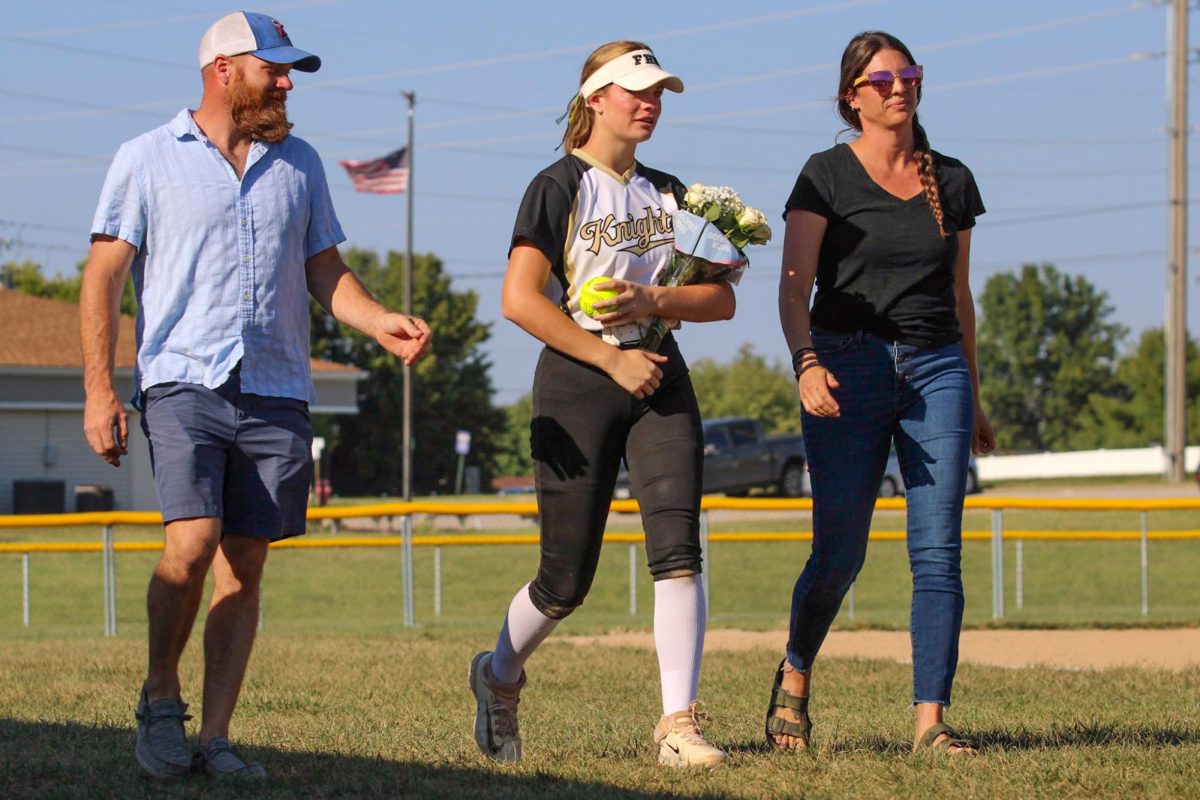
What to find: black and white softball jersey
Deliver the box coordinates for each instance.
[510,150,685,345]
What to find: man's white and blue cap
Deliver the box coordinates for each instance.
[198,11,321,72]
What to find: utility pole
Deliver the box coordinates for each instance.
[403,90,416,500]
[1165,0,1189,481]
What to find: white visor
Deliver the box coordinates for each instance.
[579,49,684,99]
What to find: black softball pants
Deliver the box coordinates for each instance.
[527,334,704,619]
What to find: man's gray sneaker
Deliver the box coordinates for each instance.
[197,737,268,781]
[135,686,193,779]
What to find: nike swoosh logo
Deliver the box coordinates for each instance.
[664,741,680,754]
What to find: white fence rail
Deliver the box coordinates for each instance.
[977,445,1199,481]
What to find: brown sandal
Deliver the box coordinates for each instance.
[765,658,811,750]
[915,722,975,754]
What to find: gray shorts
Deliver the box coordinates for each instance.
[140,370,312,540]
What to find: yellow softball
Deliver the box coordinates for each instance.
[579,276,620,318]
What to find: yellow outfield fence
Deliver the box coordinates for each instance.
[6,528,1200,555]
[2,497,1199,634]
[3,494,1200,529]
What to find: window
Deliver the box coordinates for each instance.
[704,427,731,454]
[728,421,758,447]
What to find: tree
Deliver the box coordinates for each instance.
[314,248,506,496]
[688,343,801,434]
[1075,328,1200,448]
[977,264,1126,452]
[492,393,534,478]
[2,259,137,315]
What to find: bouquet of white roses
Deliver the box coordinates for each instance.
[640,183,772,350]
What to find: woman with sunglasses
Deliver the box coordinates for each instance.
[769,31,994,755]
[468,40,734,769]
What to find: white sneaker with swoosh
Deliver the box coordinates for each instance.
[653,702,726,769]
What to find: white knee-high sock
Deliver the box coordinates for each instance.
[490,583,559,686]
[653,574,706,716]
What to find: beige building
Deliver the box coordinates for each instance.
[0,290,363,513]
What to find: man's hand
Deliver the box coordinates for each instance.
[372,312,432,366]
[83,389,128,466]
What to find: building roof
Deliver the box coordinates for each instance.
[0,289,358,373]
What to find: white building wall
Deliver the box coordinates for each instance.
[0,410,145,513]
[0,412,45,513]
[0,369,357,515]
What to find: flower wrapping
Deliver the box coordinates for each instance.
[640,184,772,351]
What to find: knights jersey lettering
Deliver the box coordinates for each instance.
[510,150,685,337]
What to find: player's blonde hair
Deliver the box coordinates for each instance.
[559,40,651,153]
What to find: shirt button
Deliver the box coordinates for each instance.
[242,293,251,301]
[242,256,249,264]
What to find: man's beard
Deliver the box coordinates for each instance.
[228,72,292,143]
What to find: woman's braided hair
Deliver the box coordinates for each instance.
[836,31,946,238]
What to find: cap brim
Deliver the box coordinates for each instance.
[250,46,321,72]
[614,69,684,94]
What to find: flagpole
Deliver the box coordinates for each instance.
[402,90,415,502]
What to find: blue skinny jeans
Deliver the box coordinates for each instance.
[788,329,974,705]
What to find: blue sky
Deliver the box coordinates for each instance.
[2,0,1196,404]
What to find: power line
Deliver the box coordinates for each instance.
[919,2,1155,53]
[12,0,1140,131]
[0,91,189,126]
[303,5,1160,141]
[0,238,84,254]
[0,38,193,72]
[931,52,1162,93]
[1,0,339,39]
[329,184,516,205]
[668,52,1161,125]
[304,0,884,89]
[0,219,84,235]
[409,51,1167,144]
[985,199,1177,226]
[972,247,1200,270]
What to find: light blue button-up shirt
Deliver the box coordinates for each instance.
[91,109,345,407]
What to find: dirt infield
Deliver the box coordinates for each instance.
[568,628,1200,671]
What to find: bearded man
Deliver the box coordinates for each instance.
[80,12,431,781]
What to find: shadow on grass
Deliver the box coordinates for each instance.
[0,719,718,800]
[724,722,1200,758]
[973,721,1200,751]
[725,735,909,758]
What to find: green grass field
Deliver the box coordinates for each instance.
[1,502,1199,797]
[2,634,1199,799]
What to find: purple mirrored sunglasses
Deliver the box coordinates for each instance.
[852,64,923,93]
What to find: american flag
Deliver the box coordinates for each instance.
[340,148,408,194]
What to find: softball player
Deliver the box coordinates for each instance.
[470,40,735,769]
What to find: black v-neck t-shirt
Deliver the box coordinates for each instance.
[784,142,985,346]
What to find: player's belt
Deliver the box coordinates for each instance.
[596,322,646,349]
